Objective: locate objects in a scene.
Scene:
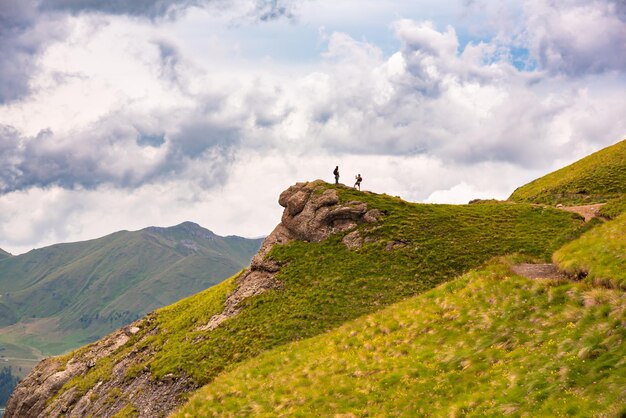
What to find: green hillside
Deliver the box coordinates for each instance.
[554,212,626,290]
[49,184,591,414]
[0,249,10,260]
[509,138,626,205]
[599,194,626,219]
[176,258,626,417]
[0,222,261,358]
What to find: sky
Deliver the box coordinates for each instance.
[0,0,625,255]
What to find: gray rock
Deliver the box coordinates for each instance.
[342,230,363,250]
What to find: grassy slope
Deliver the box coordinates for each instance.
[599,194,626,219]
[0,249,14,328]
[56,184,591,406]
[177,259,626,417]
[0,223,261,381]
[554,212,626,290]
[509,138,626,205]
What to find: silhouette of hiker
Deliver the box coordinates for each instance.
[333,166,340,184]
[354,174,362,190]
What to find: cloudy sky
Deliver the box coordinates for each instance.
[0,0,625,254]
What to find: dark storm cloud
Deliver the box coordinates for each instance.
[40,0,297,20]
[0,108,243,193]
[39,0,205,19]
[255,0,295,21]
[171,121,241,156]
[0,125,94,192]
[0,0,67,102]
[154,39,183,86]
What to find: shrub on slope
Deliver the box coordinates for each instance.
[554,212,626,290]
[509,138,626,205]
[177,259,626,417]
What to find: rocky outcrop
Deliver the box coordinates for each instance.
[5,327,130,417]
[198,180,382,331]
[278,181,382,242]
[5,180,382,418]
[4,319,194,418]
[342,230,364,249]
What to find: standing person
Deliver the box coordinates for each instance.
[354,174,362,190]
[333,166,340,184]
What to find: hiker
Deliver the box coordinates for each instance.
[354,174,362,190]
[333,166,340,184]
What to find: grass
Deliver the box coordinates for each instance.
[112,403,139,418]
[175,258,626,417]
[509,138,626,205]
[554,212,626,290]
[52,183,591,405]
[599,194,626,219]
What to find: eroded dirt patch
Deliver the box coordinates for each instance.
[511,263,568,280]
[559,204,605,222]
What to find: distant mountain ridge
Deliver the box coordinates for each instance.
[0,222,262,356]
[0,249,10,259]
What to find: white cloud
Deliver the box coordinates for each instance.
[425,182,495,204]
[523,0,626,75]
[0,1,625,253]
[0,147,549,254]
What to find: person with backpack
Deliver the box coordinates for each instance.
[354,174,362,190]
[333,166,340,184]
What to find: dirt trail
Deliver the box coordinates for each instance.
[559,203,605,222]
[510,263,568,280]
[511,204,605,280]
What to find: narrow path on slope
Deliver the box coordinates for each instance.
[558,203,605,222]
[510,263,568,280]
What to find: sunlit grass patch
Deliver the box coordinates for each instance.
[175,260,626,417]
[554,212,626,290]
[599,194,626,219]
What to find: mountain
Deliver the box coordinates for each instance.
[0,249,10,260]
[0,222,262,365]
[509,138,626,205]
[177,198,626,417]
[179,198,626,416]
[5,180,593,417]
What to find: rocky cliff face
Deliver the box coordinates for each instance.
[5,180,380,418]
[5,319,194,418]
